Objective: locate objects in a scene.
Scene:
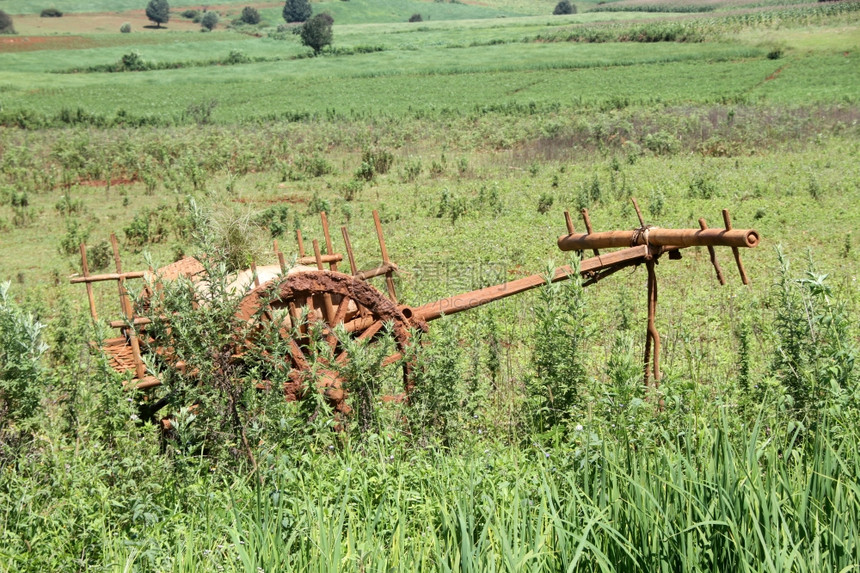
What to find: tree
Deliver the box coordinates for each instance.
[408,13,422,22]
[240,6,261,25]
[146,0,170,28]
[283,0,311,23]
[553,0,576,15]
[0,10,15,34]
[300,12,333,55]
[201,10,218,30]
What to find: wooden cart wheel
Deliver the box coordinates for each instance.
[236,270,426,416]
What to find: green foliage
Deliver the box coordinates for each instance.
[255,204,293,238]
[39,7,63,17]
[200,10,218,31]
[770,250,857,426]
[283,0,311,23]
[86,240,111,271]
[118,50,147,71]
[145,0,169,28]
[306,192,331,216]
[120,22,131,33]
[553,0,575,15]
[123,207,169,249]
[300,12,334,55]
[0,282,47,433]
[0,10,15,34]
[409,13,422,22]
[527,262,589,431]
[409,322,467,444]
[537,191,554,214]
[180,9,199,19]
[240,6,261,25]
[58,219,90,256]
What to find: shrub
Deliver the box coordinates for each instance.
[180,9,199,18]
[296,154,333,177]
[409,13,423,22]
[527,261,589,431]
[145,0,170,28]
[362,147,393,175]
[0,10,15,34]
[255,204,292,238]
[0,282,47,433]
[201,10,218,30]
[120,22,132,33]
[300,12,333,55]
[87,240,111,271]
[537,192,554,214]
[118,51,147,71]
[40,8,63,17]
[283,0,312,23]
[240,6,261,24]
[553,0,576,15]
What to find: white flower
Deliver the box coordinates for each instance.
[575,424,583,432]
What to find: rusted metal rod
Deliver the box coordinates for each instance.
[698,218,725,285]
[413,245,650,322]
[723,209,750,285]
[356,262,397,281]
[558,227,759,251]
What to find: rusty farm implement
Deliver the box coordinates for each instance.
[71,200,759,417]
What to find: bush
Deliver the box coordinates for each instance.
[201,11,218,30]
[145,0,170,28]
[299,12,333,55]
[40,8,63,17]
[120,22,132,33]
[118,51,147,71]
[283,0,312,23]
[0,282,47,433]
[180,9,199,18]
[553,0,576,15]
[240,6,261,24]
[409,13,422,22]
[0,10,15,34]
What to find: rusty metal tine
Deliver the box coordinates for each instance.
[581,208,600,257]
[312,239,324,270]
[722,209,750,285]
[277,252,287,274]
[250,261,261,288]
[373,210,398,303]
[110,233,146,381]
[296,229,306,258]
[320,212,338,272]
[631,197,646,227]
[564,211,575,235]
[698,218,726,285]
[313,240,336,323]
[341,226,359,276]
[644,260,660,388]
[79,243,98,322]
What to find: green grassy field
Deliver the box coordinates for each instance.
[2,0,860,570]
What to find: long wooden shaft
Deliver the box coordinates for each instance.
[412,245,649,322]
[558,228,759,251]
[79,243,98,322]
[70,271,147,284]
[320,212,338,272]
[110,234,146,381]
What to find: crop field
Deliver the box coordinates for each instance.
[1,0,860,570]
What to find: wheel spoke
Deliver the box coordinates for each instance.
[331,295,352,327]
